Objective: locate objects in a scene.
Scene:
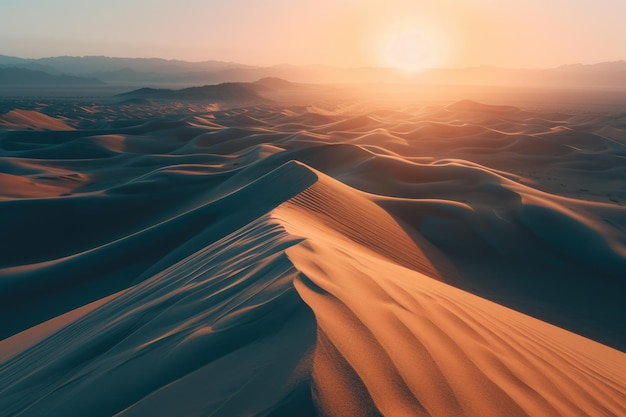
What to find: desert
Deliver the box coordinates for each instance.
[0,78,625,415]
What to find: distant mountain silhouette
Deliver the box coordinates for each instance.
[557,61,626,72]
[23,56,250,75]
[1,55,625,90]
[0,55,253,87]
[0,67,104,85]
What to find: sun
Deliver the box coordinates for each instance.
[384,30,436,71]
[374,16,446,72]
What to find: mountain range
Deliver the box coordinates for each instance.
[0,67,104,86]
[1,55,626,90]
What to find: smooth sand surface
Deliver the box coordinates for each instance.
[1,94,625,416]
[0,109,75,131]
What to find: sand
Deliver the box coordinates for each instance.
[0,91,625,416]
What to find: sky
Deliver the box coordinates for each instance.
[1,0,624,69]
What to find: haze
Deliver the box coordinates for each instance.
[1,0,625,68]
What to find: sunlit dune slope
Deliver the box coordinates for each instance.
[277,168,626,416]
[289,236,626,416]
[0,110,74,131]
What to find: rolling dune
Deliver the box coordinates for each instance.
[0,110,75,131]
[1,95,625,416]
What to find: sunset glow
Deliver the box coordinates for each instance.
[375,17,447,70]
[384,31,435,70]
[1,0,625,67]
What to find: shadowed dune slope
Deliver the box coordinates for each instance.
[0,214,317,417]
[0,162,318,417]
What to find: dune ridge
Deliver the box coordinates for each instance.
[1,99,625,416]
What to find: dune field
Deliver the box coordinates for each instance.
[0,86,625,416]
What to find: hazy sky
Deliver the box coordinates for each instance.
[1,0,624,68]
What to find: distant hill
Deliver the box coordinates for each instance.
[253,77,301,90]
[0,61,62,75]
[118,82,266,101]
[0,67,104,85]
[415,66,626,89]
[557,61,626,72]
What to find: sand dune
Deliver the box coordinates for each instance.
[0,109,75,131]
[1,96,625,416]
[289,238,626,417]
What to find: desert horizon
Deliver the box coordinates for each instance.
[1,1,626,416]
[3,53,626,88]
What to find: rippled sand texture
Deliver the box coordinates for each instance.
[1,100,625,416]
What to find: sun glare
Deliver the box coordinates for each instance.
[385,30,435,71]
[379,17,445,71]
